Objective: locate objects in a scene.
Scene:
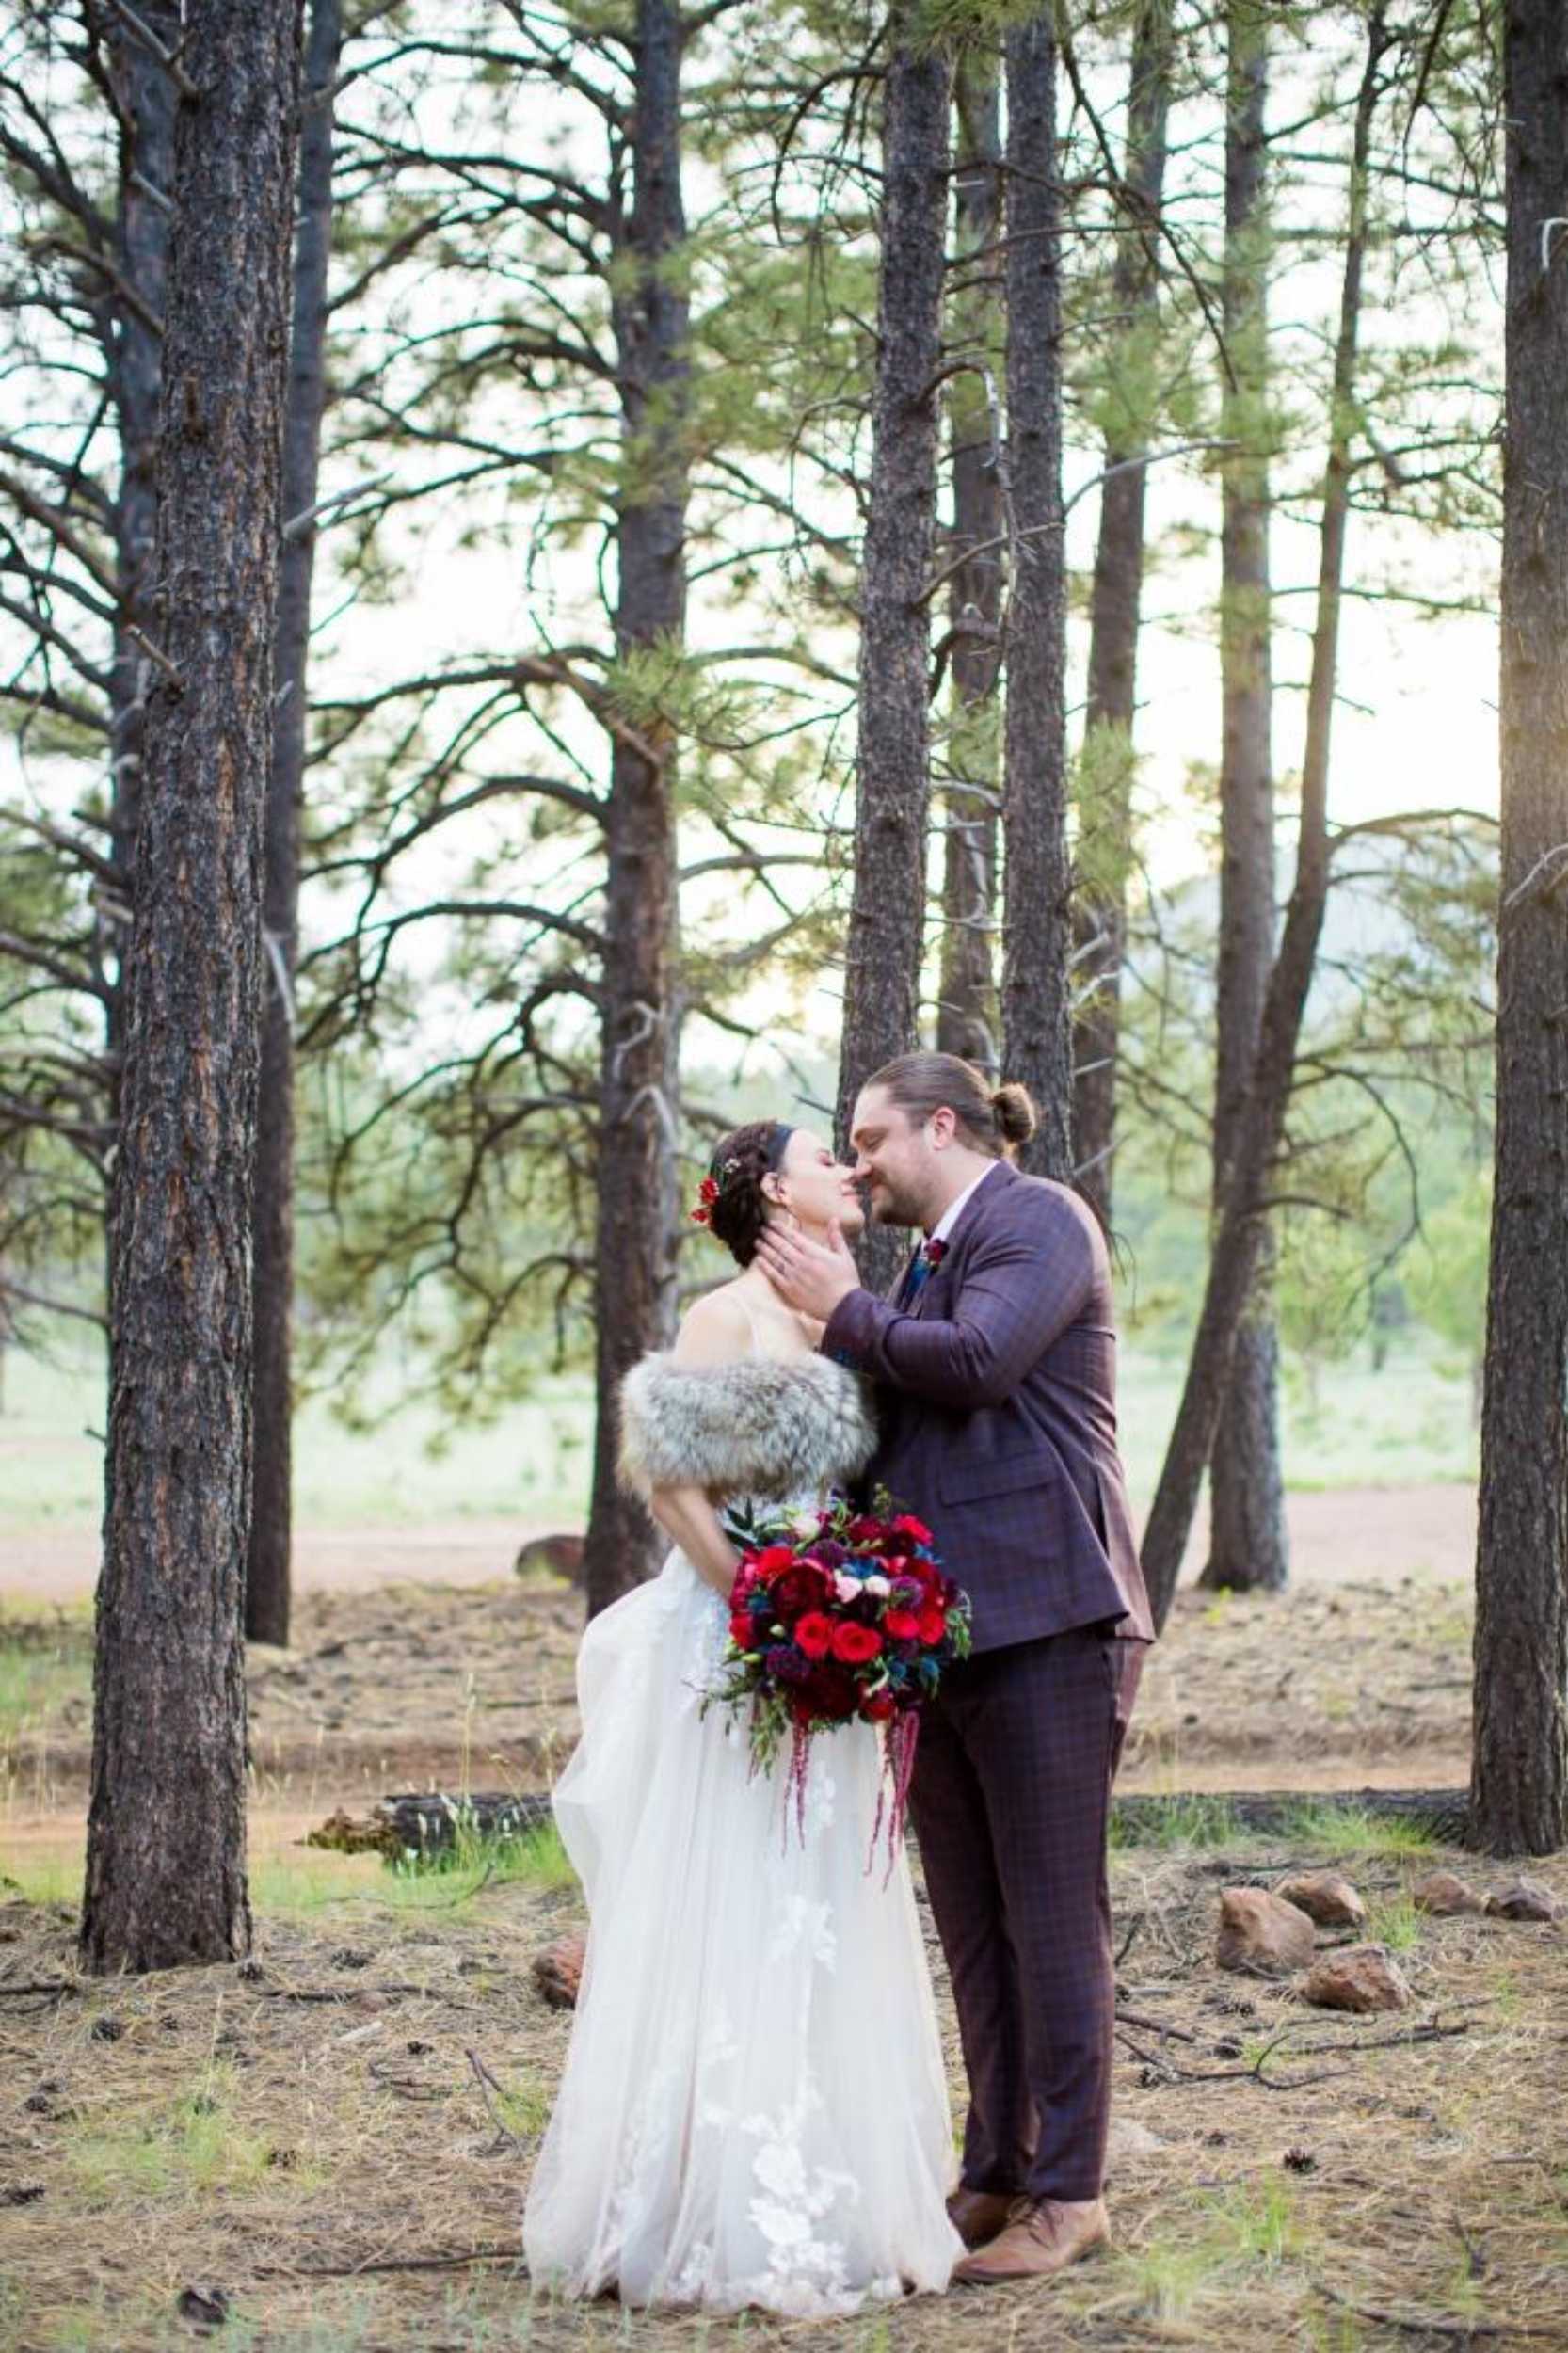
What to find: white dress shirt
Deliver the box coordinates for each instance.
[927,1158,1002,1247]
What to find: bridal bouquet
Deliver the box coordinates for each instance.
[707,1488,971,1859]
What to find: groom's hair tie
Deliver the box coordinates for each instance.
[696,1120,794,1266]
[866,1051,1038,1160]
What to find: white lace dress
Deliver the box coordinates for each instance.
[521,1351,962,2315]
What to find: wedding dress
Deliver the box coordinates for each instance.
[522,1330,962,2314]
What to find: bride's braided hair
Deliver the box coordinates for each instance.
[703,1119,793,1268]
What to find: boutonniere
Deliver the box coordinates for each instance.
[922,1239,948,1269]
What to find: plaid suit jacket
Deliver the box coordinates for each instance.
[822,1160,1155,1653]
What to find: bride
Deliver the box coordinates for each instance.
[522,1117,962,2314]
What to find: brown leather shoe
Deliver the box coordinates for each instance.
[952,2196,1110,2284]
[946,2186,1017,2250]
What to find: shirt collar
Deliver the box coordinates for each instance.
[927,1159,1001,1247]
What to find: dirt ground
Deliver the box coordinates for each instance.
[4,1528,1476,1817]
[0,1481,1480,1606]
[2,1817,1564,2353]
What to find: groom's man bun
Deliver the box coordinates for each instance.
[868,1052,1038,1160]
[990,1081,1038,1151]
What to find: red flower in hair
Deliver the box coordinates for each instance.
[690,1174,721,1226]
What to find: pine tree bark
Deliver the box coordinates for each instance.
[80,0,305,1975]
[936,57,1001,1074]
[1071,0,1171,1228]
[1139,8,1385,1629]
[835,13,952,1292]
[1204,0,1287,1595]
[1470,0,1568,1856]
[583,0,688,1617]
[102,9,179,1112]
[1000,8,1071,1182]
[248,0,343,1650]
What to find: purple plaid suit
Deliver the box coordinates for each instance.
[822,1160,1152,2203]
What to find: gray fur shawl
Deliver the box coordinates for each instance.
[617,1351,877,1501]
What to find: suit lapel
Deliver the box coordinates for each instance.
[914,1159,1015,1315]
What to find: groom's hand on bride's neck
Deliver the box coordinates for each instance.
[756,1221,859,1321]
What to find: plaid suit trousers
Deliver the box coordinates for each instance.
[909,1625,1143,2202]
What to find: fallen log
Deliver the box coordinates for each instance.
[307,1791,553,1861]
[310,1784,1470,1861]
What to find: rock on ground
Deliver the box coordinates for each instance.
[1216,1887,1318,1976]
[1274,1869,1367,1929]
[1484,1876,1563,1922]
[1411,1868,1486,1917]
[1301,1943,1412,2014]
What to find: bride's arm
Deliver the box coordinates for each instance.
[644,1292,752,1598]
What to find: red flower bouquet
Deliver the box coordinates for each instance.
[705,1488,972,1863]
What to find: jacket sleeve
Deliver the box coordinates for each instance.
[820,1193,1096,1408]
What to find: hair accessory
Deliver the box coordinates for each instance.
[690,1175,720,1226]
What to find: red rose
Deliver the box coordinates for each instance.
[893,1513,934,1545]
[801,1664,857,1719]
[728,1613,754,1647]
[917,1604,947,1646]
[830,1621,883,1666]
[884,1608,922,1641]
[773,1563,828,1618]
[794,1612,833,1659]
[861,1692,898,1721]
[752,1544,798,1575]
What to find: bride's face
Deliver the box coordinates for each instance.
[764,1128,866,1241]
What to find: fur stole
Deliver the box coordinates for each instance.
[616,1351,877,1501]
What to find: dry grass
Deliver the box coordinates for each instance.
[2,1823,1565,2353]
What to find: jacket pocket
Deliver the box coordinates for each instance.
[936,1449,1057,1505]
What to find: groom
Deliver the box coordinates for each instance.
[757,1050,1153,2285]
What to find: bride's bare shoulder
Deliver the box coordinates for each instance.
[671,1285,754,1368]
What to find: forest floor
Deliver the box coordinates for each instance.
[8,1488,1560,2352]
[2,1808,1565,2353]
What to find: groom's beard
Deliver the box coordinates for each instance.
[868,1180,924,1230]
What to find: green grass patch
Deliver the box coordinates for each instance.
[1112,2235,1216,2323]
[0,1844,82,1905]
[1205,2176,1305,2268]
[0,1613,92,1748]
[67,2064,280,2208]
[1365,1891,1424,1952]
[1111,1793,1243,1850]
[1276,1801,1439,1857]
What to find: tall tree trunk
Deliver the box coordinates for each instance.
[835,13,952,1291]
[1000,8,1071,1182]
[1139,8,1386,1630]
[80,0,305,1975]
[1204,0,1288,1594]
[936,56,1001,1075]
[1470,0,1568,1856]
[583,0,688,1618]
[248,0,342,1650]
[1071,0,1172,1227]
[102,10,179,1117]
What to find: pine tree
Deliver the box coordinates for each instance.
[82,0,305,1974]
[1470,0,1568,1856]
